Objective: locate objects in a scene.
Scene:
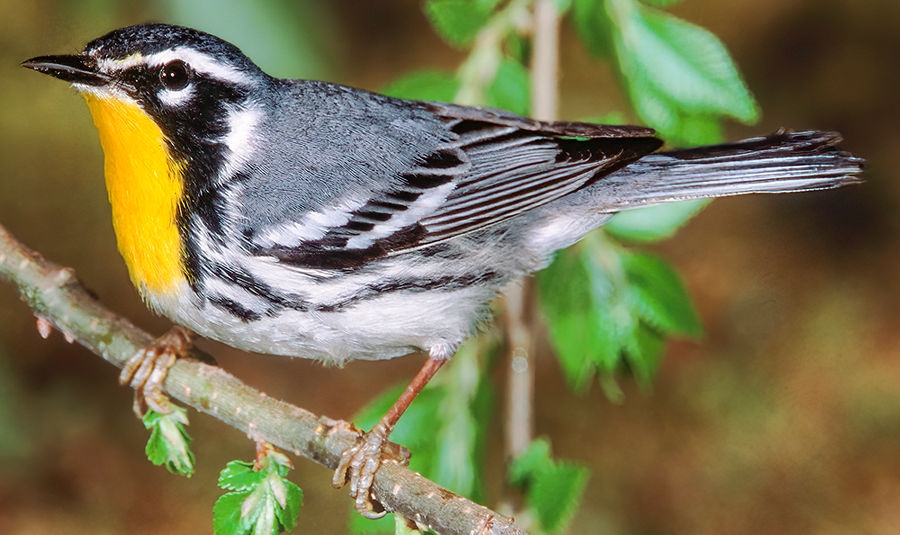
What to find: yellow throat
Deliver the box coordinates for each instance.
[83,94,186,296]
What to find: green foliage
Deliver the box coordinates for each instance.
[572,0,615,57]
[213,449,303,535]
[639,0,683,7]
[486,58,531,114]
[143,406,195,476]
[604,0,759,144]
[424,0,501,47]
[381,71,460,102]
[538,233,701,390]
[509,438,589,534]
[606,198,708,242]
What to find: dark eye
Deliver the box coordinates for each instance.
[159,60,191,90]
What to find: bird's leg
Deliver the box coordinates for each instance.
[333,348,451,518]
[119,325,194,417]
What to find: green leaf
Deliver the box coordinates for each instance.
[381,70,460,102]
[214,451,302,535]
[538,246,612,390]
[572,0,614,58]
[486,58,531,115]
[605,199,708,243]
[424,0,498,47]
[213,491,252,535]
[540,232,703,391]
[508,438,589,534]
[143,406,194,476]
[508,437,553,486]
[621,251,703,338]
[218,460,264,491]
[639,0,682,6]
[530,461,589,532]
[272,473,303,532]
[623,322,666,385]
[607,0,759,144]
[349,512,395,534]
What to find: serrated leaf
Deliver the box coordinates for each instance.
[605,199,708,243]
[608,0,759,143]
[381,70,460,102]
[486,58,531,115]
[640,7,758,122]
[622,251,703,337]
[215,452,302,535]
[424,0,496,47]
[143,406,194,476]
[218,460,265,491]
[530,461,589,532]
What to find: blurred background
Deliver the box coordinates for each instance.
[1,1,898,533]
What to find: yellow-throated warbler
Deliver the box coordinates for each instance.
[23,23,863,517]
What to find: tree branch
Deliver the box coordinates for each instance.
[0,223,527,535]
[503,0,561,462]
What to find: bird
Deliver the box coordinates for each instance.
[22,23,863,518]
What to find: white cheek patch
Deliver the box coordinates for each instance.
[219,105,262,179]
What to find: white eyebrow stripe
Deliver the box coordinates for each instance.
[97,48,252,85]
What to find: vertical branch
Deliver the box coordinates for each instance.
[504,0,560,462]
[530,0,559,121]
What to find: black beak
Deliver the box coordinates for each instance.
[21,54,111,86]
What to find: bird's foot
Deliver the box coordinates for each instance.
[119,325,194,417]
[332,423,411,519]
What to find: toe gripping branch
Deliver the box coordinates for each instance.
[119,325,196,416]
[333,356,448,518]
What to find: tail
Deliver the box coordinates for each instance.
[600,131,864,210]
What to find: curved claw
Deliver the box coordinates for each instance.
[332,426,411,519]
[119,326,193,417]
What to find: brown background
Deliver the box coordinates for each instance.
[1,1,898,533]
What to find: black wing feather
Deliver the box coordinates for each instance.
[268,103,661,269]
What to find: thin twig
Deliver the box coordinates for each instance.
[531,0,559,122]
[503,0,561,463]
[454,0,532,106]
[0,223,527,535]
